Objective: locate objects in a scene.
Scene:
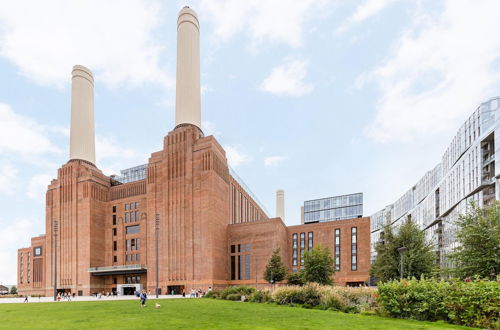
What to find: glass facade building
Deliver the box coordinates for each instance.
[370,96,500,269]
[303,193,363,223]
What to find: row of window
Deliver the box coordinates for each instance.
[126,254,141,262]
[125,211,140,223]
[292,232,313,266]
[304,193,363,212]
[125,275,141,284]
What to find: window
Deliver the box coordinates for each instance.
[230,245,235,253]
[113,256,117,263]
[112,206,116,213]
[308,232,313,251]
[135,211,139,222]
[125,204,129,211]
[113,241,117,251]
[351,227,357,271]
[136,238,140,250]
[245,254,251,280]
[131,211,135,222]
[34,247,42,256]
[300,232,305,265]
[335,229,340,271]
[113,277,117,284]
[126,254,129,262]
[136,254,140,261]
[135,202,139,209]
[231,256,236,280]
[292,233,298,266]
[238,244,241,253]
[126,239,130,251]
[131,254,135,262]
[126,225,140,235]
[113,214,117,225]
[130,203,134,210]
[113,228,117,236]
[238,255,242,280]
[245,244,250,252]
[131,238,136,250]
[125,212,129,223]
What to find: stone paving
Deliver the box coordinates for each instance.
[0,294,185,304]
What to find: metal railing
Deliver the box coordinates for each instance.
[88,264,147,272]
[229,166,270,216]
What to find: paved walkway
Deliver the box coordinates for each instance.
[0,294,186,304]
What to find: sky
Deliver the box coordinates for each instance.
[1,0,500,284]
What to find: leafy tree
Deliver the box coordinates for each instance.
[303,245,334,285]
[286,270,305,286]
[9,286,17,294]
[448,202,500,279]
[371,219,437,282]
[263,248,287,283]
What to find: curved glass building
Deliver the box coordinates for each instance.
[370,96,500,269]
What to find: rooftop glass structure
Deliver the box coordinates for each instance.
[304,193,363,223]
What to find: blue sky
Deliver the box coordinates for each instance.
[1,0,500,284]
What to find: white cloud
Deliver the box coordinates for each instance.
[202,121,222,137]
[264,155,286,167]
[0,217,42,284]
[336,0,397,34]
[224,145,252,167]
[260,57,313,96]
[0,0,172,89]
[199,0,331,48]
[0,103,60,156]
[27,174,53,200]
[362,0,500,143]
[0,164,18,195]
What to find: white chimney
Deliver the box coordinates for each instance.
[175,6,201,129]
[276,189,285,221]
[69,65,95,164]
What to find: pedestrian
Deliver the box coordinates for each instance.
[23,295,28,303]
[140,290,147,307]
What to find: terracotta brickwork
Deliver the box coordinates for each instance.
[17,126,370,296]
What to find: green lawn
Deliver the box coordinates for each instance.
[0,298,473,329]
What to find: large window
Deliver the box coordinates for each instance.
[335,229,340,271]
[300,232,305,265]
[126,225,140,235]
[351,227,357,271]
[292,233,298,266]
[34,247,42,256]
[231,256,236,280]
[245,254,251,280]
[308,232,313,251]
[238,255,242,280]
[113,241,117,251]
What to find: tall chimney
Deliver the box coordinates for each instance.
[69,65,95,164]
[276,189,285,221]
[175,6,201,129]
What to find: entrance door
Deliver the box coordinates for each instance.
[123,287,136,295]
[167,285,184,295]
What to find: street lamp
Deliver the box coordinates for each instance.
[155,213,160,298]
[397,247,407,279]
[53,220,58,301]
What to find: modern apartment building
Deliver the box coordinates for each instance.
[303,193,363,224]
[370,96,500,268]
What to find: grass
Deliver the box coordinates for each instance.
[0,298,473,329]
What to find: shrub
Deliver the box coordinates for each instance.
[377,277,449,321]
[203,290,218,299]
[273,284,321,306]
[248,290,273,303]
[219,286,256,300]
[444,279,500,329]
[286,271,305,286]
[225,293,242,301]
[316,285,377,313]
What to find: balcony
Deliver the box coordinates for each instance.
[88,264,147,276]
[482,154,495,166]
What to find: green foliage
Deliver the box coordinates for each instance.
[286,271,305,286]
[203,290,218,299]
[273,284,321,306]
[248,290,273,303]
[219,286,255,300]
[371,220,437,282]
[263,248,287,283]
[444,279,500,329]
[377,277,500,328]
[9,286,17,294]
[377,278,449,321]
[225,293,242,301]
[448,202,500,279]
[303,245,334,285]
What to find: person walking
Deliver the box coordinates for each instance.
[140,290,147,307]
[23,295,28,303]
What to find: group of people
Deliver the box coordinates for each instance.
[56,292,74,301]
[188,288,208,298]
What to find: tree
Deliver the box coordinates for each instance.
[9,286,17,294]
[286,271,305,286]
[371,219,437,282]
[303,245,334,285]
[263,248,287,283]
[448,202,500,279]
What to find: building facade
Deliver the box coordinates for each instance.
[303,193,363,224]
[17,7,370,296]
[370,96,500,268]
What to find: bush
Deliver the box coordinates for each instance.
[286,271,305,286]
[377,278,449,321]
[316,285,376,313]
[248,290,273,303]
[377,277,500,328]
[273,284,321,306]
[219,286,256,300]
[225,293,242,301]
[444,279,500,329]
[203,290,218,299]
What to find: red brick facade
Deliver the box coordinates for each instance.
[18,125,370,296]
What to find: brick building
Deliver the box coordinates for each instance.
[17,7,370,297]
